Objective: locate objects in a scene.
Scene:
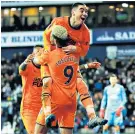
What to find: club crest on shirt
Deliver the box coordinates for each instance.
[32,77,43,87]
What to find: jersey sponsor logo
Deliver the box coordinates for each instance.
[32,77,43,87]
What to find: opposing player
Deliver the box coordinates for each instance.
[19,45,43,134]
[41,2,102,128]
[100,74,127,134]
[34,25,107,134]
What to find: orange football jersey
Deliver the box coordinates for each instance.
[37,48,80,105]
[19,61,42,113]
[43,16,90,56]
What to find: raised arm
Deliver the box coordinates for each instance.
[19,54,34,76]
[79,62,101,70]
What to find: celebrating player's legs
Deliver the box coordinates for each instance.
[19,45,44,134]
[100,74,127,134]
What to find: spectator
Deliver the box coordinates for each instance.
[30,21,38,30]
[39,16,46,30]
[7,103,14,128]
[13,14,22,31]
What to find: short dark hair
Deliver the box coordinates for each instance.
[72,2,86,9]
[34,44,43,48]
[109,73,117,78]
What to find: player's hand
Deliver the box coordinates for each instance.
[87,62,101,69]
[116,107,123,116]
[99,109,105,118]
[45,114,56,127]
[62,45,77,54]
[24,54,34,63]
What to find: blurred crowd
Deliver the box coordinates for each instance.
[1,15,52,32]
[1,13,135,32]
[1,52,135,133]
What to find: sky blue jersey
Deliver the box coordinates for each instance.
[100,84,127,113]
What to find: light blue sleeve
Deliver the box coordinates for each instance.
[100,87,108,109]
[120,86,127,107]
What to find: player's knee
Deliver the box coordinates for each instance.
[114,125,120,132]
[103,124,109,131]
[42,77,52,88]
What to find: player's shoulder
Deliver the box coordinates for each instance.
[116,84,124,88]
[26,61,33,68]
[47,49,56,57]
[44,16,68,32]
[82,23,90,32]
[19,61,33,74]
[54,16,68,23]
[24,61,35,71]
[104,85,110,90]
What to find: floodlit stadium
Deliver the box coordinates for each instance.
[1,1,135,134]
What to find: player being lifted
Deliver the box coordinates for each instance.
[34,25,107,134]
[40,2,104,130]
[100,74,127,134]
